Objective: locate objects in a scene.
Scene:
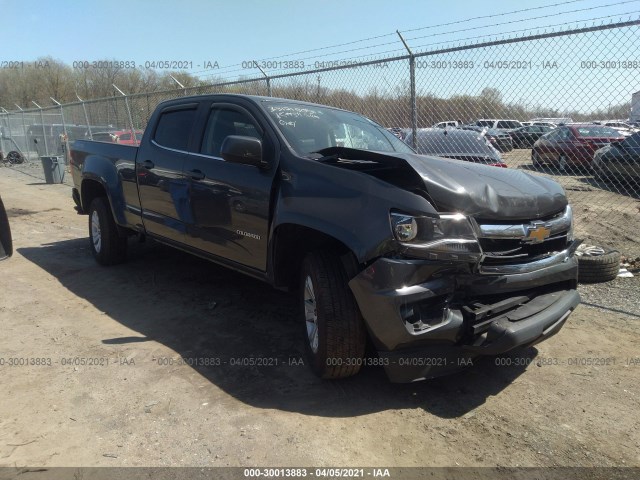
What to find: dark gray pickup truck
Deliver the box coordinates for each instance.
[70,94,580,382]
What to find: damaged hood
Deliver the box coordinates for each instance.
[397,152,567,220]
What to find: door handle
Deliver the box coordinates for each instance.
[189,169,205,180]
[142,160,154,169]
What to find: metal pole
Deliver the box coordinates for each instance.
[254,61,272,97]
[76,94,92,139]
[113,84,138,146]
[170,75,187,96]
[51,97,67,157]
[32,101,49,156]
[397,31,417,149]
[14,104,28,158]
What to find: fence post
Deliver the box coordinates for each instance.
[14,104,29,158]
[51,97,67,158]
[76,94,92,140]
[254,61,272,97]
[397,31,417,149]
[31,101,49,156]
[112,84,138,146]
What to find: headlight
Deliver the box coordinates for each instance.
[390,211,481,259]
[566,204,574,242]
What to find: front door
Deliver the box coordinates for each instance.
[182,103,277,271]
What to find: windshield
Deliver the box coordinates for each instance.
[576,126,621,137]
[265,102,414,156]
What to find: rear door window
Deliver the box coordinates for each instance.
[154,107,197,151]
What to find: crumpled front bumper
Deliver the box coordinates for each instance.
[348,245,580,382]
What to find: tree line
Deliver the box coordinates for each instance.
[0,57,631,127]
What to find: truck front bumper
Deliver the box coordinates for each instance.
[348,245,580,383]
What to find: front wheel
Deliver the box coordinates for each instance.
[300,251,366,379]
[88,197,127,266]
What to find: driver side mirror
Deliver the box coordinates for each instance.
[220,135,267,169]
[0,196,13,260]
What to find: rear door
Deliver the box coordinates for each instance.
[137,103,198,243]
[182,102,278,271]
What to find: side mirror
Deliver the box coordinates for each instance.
[0,196,13,260]
[220,135,266,169]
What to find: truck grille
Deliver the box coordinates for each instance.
[476,206,572,267]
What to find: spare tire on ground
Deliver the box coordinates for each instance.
[577,245,621,284]
[6,151,25,164]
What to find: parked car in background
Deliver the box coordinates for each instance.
[405,128,507,167]
[509,125,554,148]
[530,117,572,126]
[532,124,624,170]
[433,120,461,129]
[474,119,523,132]
[386,127,406,140]
[457,125,513,152]
[90,129,144,145]
[592,131,640,181]
[595,121,639,137]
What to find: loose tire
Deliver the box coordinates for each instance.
[578,248,621,284]
[7,151,25,164]
[88,197,127,266]
[300,251,366,379]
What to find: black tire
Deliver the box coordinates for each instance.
[7,151,25,164]
[88,197,127,266]
[532,150,542,168]
[578,249,621,284]
[300,251,366,379]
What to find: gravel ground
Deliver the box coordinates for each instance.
[578,276,640,319]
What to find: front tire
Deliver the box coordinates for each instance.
[300,251,366,379]
[88,197,127,266]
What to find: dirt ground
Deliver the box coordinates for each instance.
[0,166,639,469]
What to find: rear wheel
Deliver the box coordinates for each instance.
[88,197,127,266]
[558,154,568,172]
[300,251,366,379]
[532,150,542,168]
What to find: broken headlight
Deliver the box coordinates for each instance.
[390,211,481,260]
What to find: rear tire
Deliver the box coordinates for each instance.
[558,154,568,172]
[532,151,542,168]
[300,251,366,379]
[88,197,127,266]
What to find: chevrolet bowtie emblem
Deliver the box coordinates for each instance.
[525,224,551,243]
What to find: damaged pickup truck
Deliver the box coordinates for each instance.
[70,94,580,382]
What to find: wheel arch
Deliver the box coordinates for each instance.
[270,223,361,291]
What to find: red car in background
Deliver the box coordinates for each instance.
[532,124,623,170]
[114,130,143,145]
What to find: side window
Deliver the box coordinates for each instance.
[154,108,197,150]
[119,133,131,141]
[497,121,507,129]
[201,107,261,157]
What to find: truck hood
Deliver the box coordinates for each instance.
[314,148,567,221]
[398,152,567,220]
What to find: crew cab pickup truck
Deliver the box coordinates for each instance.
[70,94,580,382]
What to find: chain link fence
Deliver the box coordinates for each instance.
[1,19,639,257]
